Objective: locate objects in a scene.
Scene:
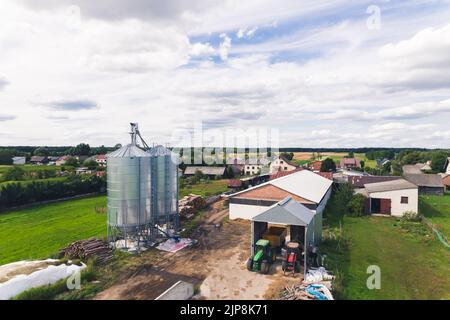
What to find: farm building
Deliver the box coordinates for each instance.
[228,170,333,243]
[12,156,26,165]
[184,166,226,177]
[251,197,316,274]
[244,160,265,175]
[269,155,298,174]
[363,179,418,217]
[340,158,361,169]
[402,163,431,175]
[95,154,107,167]
[30,156,48,165]
[308,160,322,172]
[404,174,445,196]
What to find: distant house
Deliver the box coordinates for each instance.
[95,154,107,167]
[269,168,303,180]
[404,174,445,196]
[402,163,431,175]
[442,174,450,191]
[75,167,94,175]
[269,155,298,174]
[340,158,361,169]
[30,156,48,165]
[184,166,226,177]
[363,179,418,217]
[445,157,450,174]
[244,160,264,176]
[12,157,26,165]
[376,158,391,167]
[308,160,322,172]
[228,159,244,176]
[56,155,71,166]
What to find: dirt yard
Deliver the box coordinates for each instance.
[95,200,301,300]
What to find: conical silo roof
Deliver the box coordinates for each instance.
[148,145,172,157]
[107,144,150,158]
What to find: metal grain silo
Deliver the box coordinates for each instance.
[106,143,152,240]
[148,145,179,227]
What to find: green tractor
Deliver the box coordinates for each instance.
[246,239,276,274]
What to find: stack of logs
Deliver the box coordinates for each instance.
[279,281,333,300]
[60,238,113,264]
[179,194,207,219]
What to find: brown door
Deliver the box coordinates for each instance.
[380,199,391,215]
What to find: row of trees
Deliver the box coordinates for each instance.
[0,175,106,209]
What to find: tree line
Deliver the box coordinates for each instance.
[0,175,106,210]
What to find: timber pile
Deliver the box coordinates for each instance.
[280,281,333,300]
[179,194,206,219]
[60,238,113,264]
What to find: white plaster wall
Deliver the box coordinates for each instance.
[370,188,418,217]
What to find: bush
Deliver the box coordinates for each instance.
[401,211,421,222]
[347,194,365,217]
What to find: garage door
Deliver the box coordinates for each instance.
[380,199,391,215]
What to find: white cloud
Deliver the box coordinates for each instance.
[219,33,232,61]
[190,42,215,56]
[0,1,449,148]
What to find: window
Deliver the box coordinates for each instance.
[401,196,408,204]
[284,167,288,170]
[280,160,284,164]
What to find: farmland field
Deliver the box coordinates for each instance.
[0,195,107,265]
[419,192,450,238]
[180,179,229,197]
[322,195,450,300]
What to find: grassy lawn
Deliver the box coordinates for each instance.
[0,195,107,265]
[354,153,377,168]
[180,179,229,198]
[322,193,450,300]
[419,192,450,238]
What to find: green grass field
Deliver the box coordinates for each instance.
[419,192,450,238]
[322,195,450,299]
[180,179,229,197]
[0,196,107,265]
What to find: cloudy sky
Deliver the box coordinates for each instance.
[0,0,450,148]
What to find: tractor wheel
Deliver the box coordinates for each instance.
[260,260,269,274]
[246,258,253,271]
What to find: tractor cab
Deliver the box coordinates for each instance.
[247,239,276,274]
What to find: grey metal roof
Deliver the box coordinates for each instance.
[364,178,418,193]
[252,197,315,226]
[404,174,444,188]
[402,164,423,175]
[148,145,172,157]
[184,166,226,176]
[106,144,150,158]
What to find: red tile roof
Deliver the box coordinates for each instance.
[309,161,322,171]
[228,179,242,188]
[269,168,303,180]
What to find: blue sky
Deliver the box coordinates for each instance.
[0,0,450,147]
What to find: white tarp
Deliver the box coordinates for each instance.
[0,260,86,300]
